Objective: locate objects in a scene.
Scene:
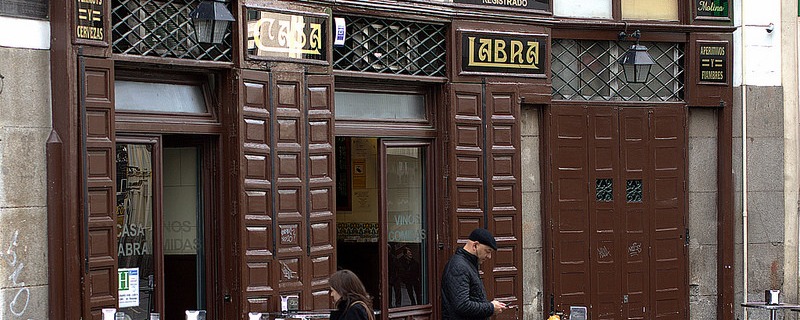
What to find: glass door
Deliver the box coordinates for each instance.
[333,138,433,317]
[115,136,213,320]
[381,140,432,313]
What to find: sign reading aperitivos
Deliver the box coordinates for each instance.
[461,32,546,75]
[246,9,327,61]
[699,45,726,83]
[454,0,549,11]
[75,0,104,41]
[696,0,728,18]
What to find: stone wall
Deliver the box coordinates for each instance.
[0,46,51,320]
[520,106,543,320]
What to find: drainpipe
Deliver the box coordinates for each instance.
[740,0,748,316]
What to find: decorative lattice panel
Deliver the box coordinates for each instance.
[333,15,446,77]
[112,0,232,61]
[552,39,684,101]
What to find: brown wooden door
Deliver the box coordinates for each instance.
[546,105,687,320]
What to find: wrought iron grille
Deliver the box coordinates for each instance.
[111,0,232,61]
[333,15,446,77]
[552,39,684,101]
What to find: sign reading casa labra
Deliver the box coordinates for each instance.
[454,0,548,11]
[699,45,726,83]
[461,32,546,75]
[246,9,328,61]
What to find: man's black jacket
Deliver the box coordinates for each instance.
[441,247,494,320]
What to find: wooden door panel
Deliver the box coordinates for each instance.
[547,106,687,320]
[272,72,308,301]
[587,107,621,320]
[238,70,275,313]
[448,84,485,242]
[549,106,590,311]
[485,85,521,308]
[649,108,686,320]
[306,74,336,310]
[619,108,649,320]
[81,57,117,320]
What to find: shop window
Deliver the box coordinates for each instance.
[621,0,679,21]
[553,0,612,19]
[551,39,685,101]
[111,0,232,61]
[116,138,212,319]
[116,80,208,114]
[335,137,431,311]
[334,91,426,121]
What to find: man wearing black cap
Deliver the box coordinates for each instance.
[440,228,507,319]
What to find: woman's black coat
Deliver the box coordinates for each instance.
[329,299,372,320]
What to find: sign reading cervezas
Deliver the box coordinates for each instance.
[462,32,545,75]
[247,9,327,61]
[76,0,104,41]
[699,45,726,83]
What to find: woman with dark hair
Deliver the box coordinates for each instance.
[329,269,374,320]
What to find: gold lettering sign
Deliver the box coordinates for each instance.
[462,33,545,75]
[699,45,726,83]
[75,0,104,41]
[246,9,327,61]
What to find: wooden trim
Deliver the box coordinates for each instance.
[717,102,734,320]
[112,54,234,69]
[333,70,448,84]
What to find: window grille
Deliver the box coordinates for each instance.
[112,0,232,62]
[552,39,684,101]
[333,15,446,77]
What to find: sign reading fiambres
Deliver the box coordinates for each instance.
[461,32,546,75]
[246,9,328,61]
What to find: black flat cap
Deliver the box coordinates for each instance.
[468,228,497,250]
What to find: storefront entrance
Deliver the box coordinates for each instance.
[546,105,688,320]
[115,135,218,320]
[335,137,433,316]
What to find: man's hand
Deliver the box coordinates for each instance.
[491,300,507,314]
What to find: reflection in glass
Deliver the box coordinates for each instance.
[116,144,155,320]
[386,147,427,307]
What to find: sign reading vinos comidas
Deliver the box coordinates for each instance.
[246,9,328,61]
[696,0,728,17]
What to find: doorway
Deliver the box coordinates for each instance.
[545,105,688,320]
[115,135,217,320]
[334,137,433,315]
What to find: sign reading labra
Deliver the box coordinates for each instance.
[462,33,545,75]
[699,45,726,83]
[454,0,549,11]
[246,9,327,61]
[75,0,104,41]
[696,0,728,17]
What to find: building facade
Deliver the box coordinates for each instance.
[32,0,739,319]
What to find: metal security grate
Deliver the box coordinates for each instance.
[552,39,684,101]
[333,15,446,77]
[112,0,232,61]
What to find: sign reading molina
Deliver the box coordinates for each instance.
[461,32,546,75]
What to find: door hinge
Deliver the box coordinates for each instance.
[685,228,690,246]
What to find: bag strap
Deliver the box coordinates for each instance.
[348,301,375,320]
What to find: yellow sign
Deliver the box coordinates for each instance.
[462,32,545,75]
[76,0,104,40]
[246,9,327,61]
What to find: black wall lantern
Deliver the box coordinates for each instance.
[190,0,235,44]
[618,29,655,84]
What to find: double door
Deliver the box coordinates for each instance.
[546,105,687,320]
